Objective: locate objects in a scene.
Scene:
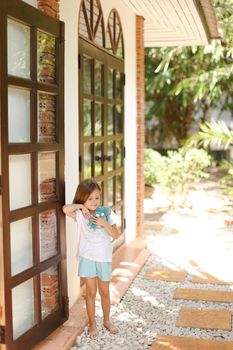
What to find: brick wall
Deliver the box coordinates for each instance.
[38,0,60,18]
[136,16,145,236]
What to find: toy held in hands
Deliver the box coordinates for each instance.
[88,206,111,230]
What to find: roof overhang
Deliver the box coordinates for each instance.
[121,0,221,47]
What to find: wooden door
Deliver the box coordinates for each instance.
[79,37,125,249]
[0,1,67,349]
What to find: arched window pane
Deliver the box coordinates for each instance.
[79,0,105,47]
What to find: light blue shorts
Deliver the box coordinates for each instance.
[78,256,112,281]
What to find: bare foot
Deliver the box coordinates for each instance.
[88,324,97,338]
[104,321,119,334]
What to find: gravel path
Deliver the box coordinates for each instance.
[72,168,233,350]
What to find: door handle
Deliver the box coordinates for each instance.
[95,155,112,161]
[103,155,112,161]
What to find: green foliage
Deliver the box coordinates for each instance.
[144,148,212,197]
[145,0,233,147]
[144,148,163,186]
[183,121,233,149]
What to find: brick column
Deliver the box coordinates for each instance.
[38,0,60,18]
[136,16,145,236]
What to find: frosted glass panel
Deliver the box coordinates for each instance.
[9,154,31,210]
[41,265,59,319]
[7,19,30,78]
[38,152,56,202]
[11,217,33,276]
[8,87,30,143]
[12,278,35,340]
[40,210,57,261]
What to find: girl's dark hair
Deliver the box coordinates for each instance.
[73,178,101,204]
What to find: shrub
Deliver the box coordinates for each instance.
[144,148,164,186]
[144,148,212,196]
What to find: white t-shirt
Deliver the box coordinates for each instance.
[76,209,117,262]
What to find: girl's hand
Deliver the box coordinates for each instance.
[92,216,106,227]
[81,205,91,220]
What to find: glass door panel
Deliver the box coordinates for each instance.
[116,105,123,134]
[94,61,103,96]
[38,93,56,143]
[116,140,123,168]
[94,143,103,177]
[39,210,57,262]
[41,265,59,319]
[83,99,92,136]
[94,102,103,136]
[37,31,56,84]
[83,55,93,94]
[116,173,123,203]
[9,154,32,211]
[115,206,123,232]
[107,105,114,135]
[115,71,122,99]
[8,87,31,143]
[107,67,114,98]
[107,177,114,206]
[12,278,35,340]
[38,152,56,202]
[10,217,33,276]
[107,141,114,172]
[7,19,30,78]
[84,143,93,179]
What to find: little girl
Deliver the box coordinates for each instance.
[62,178,119,337]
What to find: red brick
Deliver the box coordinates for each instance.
[136,16,145,236]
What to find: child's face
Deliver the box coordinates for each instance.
[84,189,101,212]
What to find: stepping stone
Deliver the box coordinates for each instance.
[176,308,232,330]
[143,269,187,282]
[174,288,233,302]
[151,335,233,350]
[192,273,233,285]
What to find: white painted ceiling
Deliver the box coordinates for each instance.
[121,0,220,47]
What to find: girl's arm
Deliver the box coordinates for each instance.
[93,217,119,240]
[62,204,90,221]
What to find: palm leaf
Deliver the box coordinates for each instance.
[183,121,233,149]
